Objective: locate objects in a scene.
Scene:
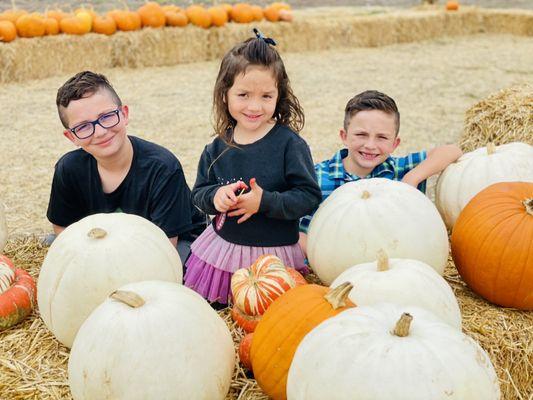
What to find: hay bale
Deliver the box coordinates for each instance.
[1,7,532,84]
[460,84,533,152]
[1,237,532,399]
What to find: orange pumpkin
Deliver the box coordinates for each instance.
[451,181,533,310]
[186,5,211,29]
[60,16,90,35]
[239,333,254,370]
[232,3,254,23]
[44,17,59,35]
[138,2,166,28]
[108,10,142,31]
[279,9,293,22]
[15,13,46,38]
[165,11,188,27]
[0,255,37,330]
[250,283,354,400]
[208,6,228,27]
[231,305,261,333]
[263,6,280,22]
[231,255,296,316]
[0,9,27,24]
[220,3,233,20]
[251,5,263,21]
[446,1,460,10]
[0,20,17,42]
[92,15,117,35]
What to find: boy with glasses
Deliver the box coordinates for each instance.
[47,71,206,264]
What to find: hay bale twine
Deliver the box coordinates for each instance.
[460,84,533,153]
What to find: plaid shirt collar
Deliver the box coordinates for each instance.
[328,148,395,181]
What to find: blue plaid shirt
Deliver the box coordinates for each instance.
[299,148,427,233]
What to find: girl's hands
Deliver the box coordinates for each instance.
[228,178,263,224]
[214,181,248,213]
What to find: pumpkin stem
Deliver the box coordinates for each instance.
[376,249,389,271]
[87,227,107,239]
[361,190,371,199]
[393,313,413,337]
[110,290,145,308]
[524,198,533,216]
[324,282,353,309]
[486,142,496,155]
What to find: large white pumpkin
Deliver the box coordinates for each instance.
[331,251,461,329]
[68,280,235,400]
[0,202,7,252]
[436,142,533,229]
[287,303,500,400]
[38,213,182,348]
[307,178,448,285]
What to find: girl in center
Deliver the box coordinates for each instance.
[184,30,321,307]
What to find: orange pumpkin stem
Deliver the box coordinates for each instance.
[87,227,107,239]
[324,282,353,309]
[361,190,371,199]
[393,313,413,337]
[110,290,145,308]
[524,198,533,216]
[486,142,496,155]
[377,249,389,271]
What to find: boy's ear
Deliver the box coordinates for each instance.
[339,128,348,143]
[63,129,78,144]
[121,105,129,126]
[392,136,401,150]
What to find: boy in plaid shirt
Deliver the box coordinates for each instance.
[299,90,462,255]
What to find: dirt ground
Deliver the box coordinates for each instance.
[1,0,533,12]
[1,33,532,236]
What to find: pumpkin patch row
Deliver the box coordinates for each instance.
[0,2,293,42]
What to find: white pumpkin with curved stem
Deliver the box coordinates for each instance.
[37,213,182,348]
[331,250,461,329]
[69,280,235,400]
[436,142,533,229]
[0,203,7,252]
[287,303,500,400]
[307,178,448,285]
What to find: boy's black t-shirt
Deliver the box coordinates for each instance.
[47,135,206,241]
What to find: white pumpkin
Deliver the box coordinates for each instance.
[287,303,500,400]
[331,250,461,329]
[0,202,7,252]
[436,142,533,229]
[38,213,182,348]
[307,178,448,285]
[68,280,235,400]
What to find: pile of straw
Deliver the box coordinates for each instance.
[1,7,532,84]
[1,237,531,399]
[460,83,533,153]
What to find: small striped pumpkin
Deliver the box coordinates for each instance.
[0,255,37,330]
[231,255,296,316]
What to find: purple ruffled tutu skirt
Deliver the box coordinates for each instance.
[184,224,308,305]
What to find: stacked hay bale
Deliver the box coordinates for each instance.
[460,84,533,152]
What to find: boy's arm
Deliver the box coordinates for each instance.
[401,144,463,187]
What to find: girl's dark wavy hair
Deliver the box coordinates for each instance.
[212,36,304,145]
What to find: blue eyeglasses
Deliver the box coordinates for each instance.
[69,109,121,139]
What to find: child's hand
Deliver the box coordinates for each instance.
[214,181,248,213]
[228,178,263,224]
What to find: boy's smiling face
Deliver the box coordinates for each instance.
[340,109,400,178]
[62,89,129,161]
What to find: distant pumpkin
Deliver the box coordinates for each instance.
[44,17,59,35]
[0,20,17,42]
[108,10,142,31]
[251,5,264,21]
[232,3,255,23]
[92,15,117,35]
[186,5,211,29]
[45,9,69,23]
[138,2,166,28]
[0,9,28,24]
[208,6,228,27]
[263,6,280,22]
[60,15,90,35]
[16,13,46,38]
[446,1,460,10]
[165,11,188,27]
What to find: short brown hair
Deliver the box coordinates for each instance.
[344,90,400,135]
[213,36,304,144]
[56,71,122,128]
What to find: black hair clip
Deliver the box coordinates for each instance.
[253,28,276,46]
